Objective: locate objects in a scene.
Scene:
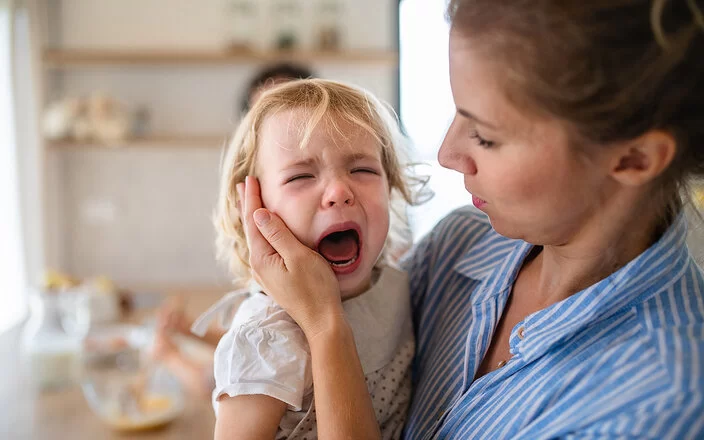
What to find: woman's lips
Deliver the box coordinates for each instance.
[472,195,487,209]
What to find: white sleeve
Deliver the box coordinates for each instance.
[212,297,312,412]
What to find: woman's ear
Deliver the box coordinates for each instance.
[609,130,677,187]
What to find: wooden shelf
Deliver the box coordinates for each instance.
[46,134,228,149]
[43,48,399,67]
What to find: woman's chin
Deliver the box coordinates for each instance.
[488,217,526,240]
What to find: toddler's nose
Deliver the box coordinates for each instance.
[323,180,354,207]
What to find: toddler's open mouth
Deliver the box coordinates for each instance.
[316,224,363,275]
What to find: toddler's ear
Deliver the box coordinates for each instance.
[609,130,676,187]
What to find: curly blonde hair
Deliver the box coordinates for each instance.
[214,79,424,285]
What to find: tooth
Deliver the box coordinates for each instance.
[331,254,357,267]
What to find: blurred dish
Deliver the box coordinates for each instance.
[82,324,148,363]
[82,367,184,432]
[81,326,184,433]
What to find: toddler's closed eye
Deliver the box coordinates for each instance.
[351,168,379,175]
[285,174,314,183]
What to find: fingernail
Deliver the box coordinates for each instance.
[254,209,270,226]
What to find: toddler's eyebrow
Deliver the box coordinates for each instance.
[282,153,379,170]
[284,158,316,169]
[342,152,383,164]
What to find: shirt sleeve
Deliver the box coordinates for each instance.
[399,209,458,322]
[400,207,491,326]
[212,298,312,412]
[400,230,434,320]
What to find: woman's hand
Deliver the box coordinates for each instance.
[239,176,381,439]
[238,176,345,340]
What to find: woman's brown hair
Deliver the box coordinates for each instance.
[448,0,704,220]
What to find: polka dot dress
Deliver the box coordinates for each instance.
[277,336,415,440]
[212,266,414,440]
[367,337,415,440]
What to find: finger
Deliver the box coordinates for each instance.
[253,209,311,265]
[243,176,277,261]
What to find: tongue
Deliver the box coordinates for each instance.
[318,232,358,262]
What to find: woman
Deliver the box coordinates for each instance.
[238,0,704,438]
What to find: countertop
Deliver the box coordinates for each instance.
[0,289,226,439]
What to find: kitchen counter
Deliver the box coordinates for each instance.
[0,289,226,439]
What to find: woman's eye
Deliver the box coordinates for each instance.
[469,130,495,148]
[285,174,314,183]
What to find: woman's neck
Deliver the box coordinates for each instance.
[526,192,664,306]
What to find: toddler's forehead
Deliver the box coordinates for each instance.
[261,109,379,152]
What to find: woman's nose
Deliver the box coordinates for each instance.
[438,118,478,175]
[323,179,354,207]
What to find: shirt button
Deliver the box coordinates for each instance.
[517,326,526,339]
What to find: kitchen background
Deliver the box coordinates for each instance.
[42,0,400,289]
[3,1,704,438]
[3,0,704,350]
[3,3,470,437]
[2,0,468,334]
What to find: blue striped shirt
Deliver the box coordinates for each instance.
[401,206,704,439]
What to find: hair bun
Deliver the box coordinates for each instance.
[687,0,704,31]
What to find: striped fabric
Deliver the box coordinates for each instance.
[401,206,704,439]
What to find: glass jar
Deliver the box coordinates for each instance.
[272,0,303,51]
[316,0,343,51]
[224,0,259,52]
[21,289,82,391]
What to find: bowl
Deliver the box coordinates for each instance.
[82,324,147,364]
[80,325,184,432]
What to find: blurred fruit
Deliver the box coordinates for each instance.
[43,270,79,291]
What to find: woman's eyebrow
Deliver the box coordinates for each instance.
[457,107,498,130]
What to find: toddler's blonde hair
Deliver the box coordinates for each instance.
[214,78,423,285]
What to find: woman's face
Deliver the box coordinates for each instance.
[440,31,617,245]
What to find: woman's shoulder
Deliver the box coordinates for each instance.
[424,205,490,240]
[419,205,510,257]
[401,205,519,283]
[437,204,492,228]
[631,259,704,390]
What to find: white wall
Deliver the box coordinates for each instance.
[55,0,395,53]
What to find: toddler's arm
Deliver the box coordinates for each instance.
[195,325,227,347]
[151,323,214,399]
[215,395,287,440]
[157,296,226,347]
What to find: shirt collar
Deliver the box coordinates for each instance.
[453,227,531,304]
[516,212,691,362]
